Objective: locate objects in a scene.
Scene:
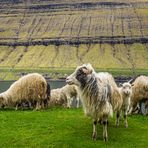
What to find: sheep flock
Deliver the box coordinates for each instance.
[0,64,147,142]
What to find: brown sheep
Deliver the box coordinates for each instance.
[0,73,50,110]
[49,85,79,108]
[97,72,122,127]
[129,75,148,113]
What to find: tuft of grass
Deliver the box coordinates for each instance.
[0,107,147,147]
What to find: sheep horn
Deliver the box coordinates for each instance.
[128,75,139,84]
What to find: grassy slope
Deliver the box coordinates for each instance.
[0,108,147,147]
[0,43,148,80]
[0,0,148,80]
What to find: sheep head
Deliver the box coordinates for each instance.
[66,63,94,87]
[120,82,132,96]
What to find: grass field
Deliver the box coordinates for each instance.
[0,107,147,147]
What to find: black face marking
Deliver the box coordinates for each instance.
[76,68,87,88]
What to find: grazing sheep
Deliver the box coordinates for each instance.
[66,64,113,141]
[96,72,122,127]
[129,75,148,114]
[49,85,79,108]
[49,88,65,107]
[0,73,50,110]
[118,82,132,127]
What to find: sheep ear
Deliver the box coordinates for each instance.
[82,67,92,75]
[119,83,123,87]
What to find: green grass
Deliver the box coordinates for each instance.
[0,67,148,80]
[0,107,147,147]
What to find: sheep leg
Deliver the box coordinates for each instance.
[116,111,120,127]
[76,98,81,108]
[128,106,133,114]
[28,101,32,109]
[35,101,41,110]
[92,120,97,140]
[67,97,71,108]
[103,118,108,142]
[41,100,45,109]
[124,110,128,128]
[15,103,19,111]
[43,99,48,109]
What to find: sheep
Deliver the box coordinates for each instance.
[66,64,113,141]
[118,82,132,127]
[0,73,50,110]
[129,75,148,114]
[49,84,79,108]
[96,72,122,127]
[97,73,133,127]
[49,88,66,107]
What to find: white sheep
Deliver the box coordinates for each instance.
[49,84,79,108]
[118,82,132,127]
[0,73,50,110]
[129,75,148,114]
[66,64,113,141]
[97,72,123,127]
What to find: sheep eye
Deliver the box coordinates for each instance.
[76,69,83,76]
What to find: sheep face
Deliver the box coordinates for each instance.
[66,64,94,88]
[121,83,132,96]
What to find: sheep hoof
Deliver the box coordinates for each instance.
[92,132,97,140]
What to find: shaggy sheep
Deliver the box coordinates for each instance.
[129,75,148,113]
[118,82,132,127]
[49,88,65,107]
[66,64,113,141]
[49,85,79,108]
[96,72,122,127]
[0,73,50,110]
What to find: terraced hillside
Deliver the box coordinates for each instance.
[0,0,148,80]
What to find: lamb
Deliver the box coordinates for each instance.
[129,75,148,114]
[0,73,50,110]
[66,64,113,141]
[49,85,79,108]
[118,82,132,127]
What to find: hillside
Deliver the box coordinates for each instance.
[0,0,147,79]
